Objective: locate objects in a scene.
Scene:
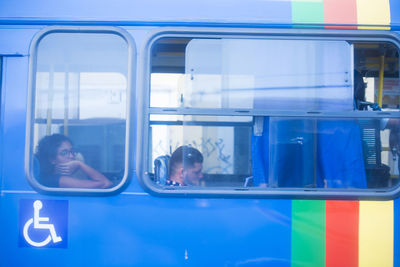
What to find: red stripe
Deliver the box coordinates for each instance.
[324,0,357,29]
[326,201,359,267]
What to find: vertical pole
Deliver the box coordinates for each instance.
[46,66,54,135]
[64,69,69,136]
[378,55,385,107]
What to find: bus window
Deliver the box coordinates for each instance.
[28,28,134,192]
[140,32,400,198]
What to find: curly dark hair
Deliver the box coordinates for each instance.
[35,134,73,177]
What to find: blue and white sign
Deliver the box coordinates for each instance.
[19,199,68,248]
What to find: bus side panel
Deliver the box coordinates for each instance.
[0,193,292,266]
[1,56,30,191]
[0,28,40,55]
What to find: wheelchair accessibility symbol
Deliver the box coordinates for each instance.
[19,199,68,248]
[23,200,62,247]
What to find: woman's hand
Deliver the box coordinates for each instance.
[55,160,82,176]
[58,161,113,189]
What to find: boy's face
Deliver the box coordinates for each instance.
[183,162,203,186]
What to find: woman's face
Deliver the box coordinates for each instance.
[52,141,75,164]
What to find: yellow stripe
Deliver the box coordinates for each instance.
[359,201,394,267]
[356,0,391,30]
[358,26,391,30]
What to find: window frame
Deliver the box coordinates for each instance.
[0,56,3,189]
[25,26,136,195]
[138,27,400,200]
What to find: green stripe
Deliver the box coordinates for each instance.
[292,200,326,267]
[292,1,324,26]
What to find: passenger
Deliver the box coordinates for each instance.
[167,146,204,186]
[354,69,366,110]
[36,134,112,188]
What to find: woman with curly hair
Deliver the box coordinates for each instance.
[36,134,112,188]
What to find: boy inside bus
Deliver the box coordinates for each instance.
[36,134,113,188]
[166,146,204,186]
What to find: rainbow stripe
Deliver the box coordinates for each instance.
[285,2,395,261]
[289,0,392,29]
[291,200,399,267]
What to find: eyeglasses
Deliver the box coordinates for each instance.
[58,149,76,157]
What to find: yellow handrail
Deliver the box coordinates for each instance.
[377,55,385,107]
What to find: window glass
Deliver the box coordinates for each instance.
[148,115,399,189]
[152,39,354,110]
[31,31,130,190]
[145,35,400,196]
[149,115,252,177]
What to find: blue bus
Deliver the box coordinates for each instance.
[1,0,400,266]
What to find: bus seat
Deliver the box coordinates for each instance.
[154,155,170,185]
